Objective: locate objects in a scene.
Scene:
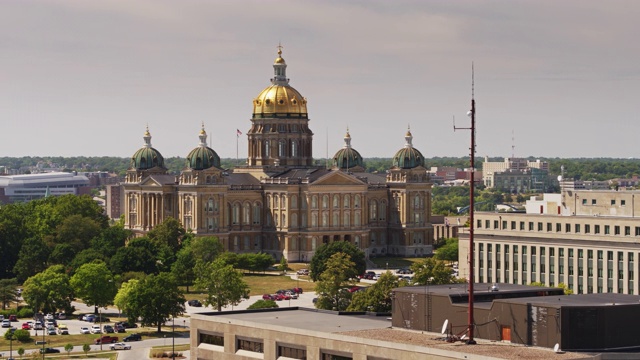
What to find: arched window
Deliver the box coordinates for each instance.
[380,201,387,221]
[264,140,270,158]
[371,232,377,244]
[311,213,318,227]
[233,236,239,251]
[333,195,339,208]
[322,212,329,227]
[354,211,361,226]
[355,194,361,208]
[273,194,279,209]
[279,140,286,157]
[281,195,286,209]
[282,214,286,228]
[129,196,137,210]
[301,213,307,227]
[253,203,261,224]
[355,235,360,247]
[291,213,298,227]
[369,200,378,221]
[291,140,298,157]
[232,203,240,224]
[332,212,339,227]
[243,203,250,224]
[311,195,318,209]
[312,237,318,250]
[322,195,329,209]
[274,214,279,227]
[414,194,420,209]
[184,197,193,215]
[266,195,271,208]
[343,212,350,227]
[343,194,350,208]
[291,194,298,209]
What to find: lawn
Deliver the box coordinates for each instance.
[183,273,316,300]
[369,257,426,269]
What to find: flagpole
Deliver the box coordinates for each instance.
[236,132,239,165]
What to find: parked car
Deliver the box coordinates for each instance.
[1,319,11,328]
[80,327,91,334]
[103,324,114,333]
[47,326,57,335]
[361,271,376,279]
[115,321,138,329]
[26,321,34,329]
[44,313,54,321]
[110,342,131,350]
[286,291,298,299]
[57,324,69,335]
[91,315,110,323]
[55,312,66,320]
[94,335,119,344]
[123,333,142,342]
[91,325,102,334]
[262,294,275,300]
[40,348,60,354]
[83,314,96,322]
[33,322,43,330]
[115,324,126,333]
[291,287,303,294]
[296,268,309,275]
[187,299,202,307]
[8,314,17,322]
[21,322,31,330]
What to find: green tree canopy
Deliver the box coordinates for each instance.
[195,259,250,311]
[247,299,279,310]
[171,244,195,293]
[128,272,185,332]
[109,237,165,274]
[70,262,117,314]
[309,241,365,281]
[0,278,19,310]
[190,236,224,264]
[314,252,356,311]
[434,238,459,263]
[114,279,139,321]
[410,258,457,285]
[347,271,404,312]
[22,265,74,314]
[147,217,185,253]
[13,237,49,282]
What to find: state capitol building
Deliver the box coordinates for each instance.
[122,48,434,261]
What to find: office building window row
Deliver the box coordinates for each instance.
[475,217,640,238]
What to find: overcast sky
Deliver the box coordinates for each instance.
[1,0,638,160]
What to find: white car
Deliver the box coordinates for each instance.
[80,327,90,334]
[110,342,131,350]
[91,325,102,334]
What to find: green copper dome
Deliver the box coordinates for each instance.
[186,126,221,170]
[130,127,166,170]
[333,130,364,169]
[392,129,425,169]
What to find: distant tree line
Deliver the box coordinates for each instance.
[3,156,640,181]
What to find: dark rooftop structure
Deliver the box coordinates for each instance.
[392,283,640,351]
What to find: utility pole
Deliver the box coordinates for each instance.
[454,63,477,345]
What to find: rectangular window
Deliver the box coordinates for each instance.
[615,226,620,235]
[636,227,640,236]
[520,221,525,230]
[322,352,352,360]
[592,199,597,205]
[278,344,307,359]
[200,333,224,346]
[565,223,571,233]
[237,338,264,353]
[575,224,581,233]
[559,248,564,257]
[485,220,490,229]
[588,250,593,259]
[625,226,631,236]
[529,222,534,231]
[477,219,482,228]
[611,199,616,205]
[595,225,600,234]
[494,220,499,229]
[605,225,610,235]
[502,220,507,229]
[556,223,562,232]
[585,224,590,234]
[547,222,552,232]
[622,200,626,206]
[582,199,587,205]
[538,222,543,231]
[511,221,516,230]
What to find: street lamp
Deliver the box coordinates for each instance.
[172,317,175,360]
[8,328,15,360]
[99,307,103,351]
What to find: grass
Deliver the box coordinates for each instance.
[183,273,316,300]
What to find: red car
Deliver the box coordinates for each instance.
[9,315,17,322]
[22,322,30,330]
[262,294,275,300]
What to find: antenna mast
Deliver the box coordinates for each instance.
[511,130,515,158]
[453,63,477,345]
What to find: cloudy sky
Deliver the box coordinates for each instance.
[1,0,638,160]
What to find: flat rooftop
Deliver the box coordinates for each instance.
[197,308,391,333]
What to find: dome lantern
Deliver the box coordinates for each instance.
[130,126,166,170]
[186,123,221,170]
[332,128,364,170]
[392,126,425,169]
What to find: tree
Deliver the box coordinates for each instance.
[171,246,195,293]
[13,237,49,282]
[22,265,74,314]
[0,203,30,279]
[70,262,117,314]
[195,259,250,311]
[435,238,459,263]
[247,299,279,310]
[347,271,404,312]
[109,237,164,274]
[17,347,25,358]
[557,282,573,295]
[278,256,289,273]
[410,258,457,285]
[314,253,356,311]
[147,217,185,253]
[83,343,91,356]
[128,272,185,332]
[64,343,73,356]
[309,242,365,281]
[0,278,19,310]
[190,236,224,264]
[114,279,139,321]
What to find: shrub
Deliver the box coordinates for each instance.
[247,299,278,310]
[16,307,35,318]
[5,329,31,342]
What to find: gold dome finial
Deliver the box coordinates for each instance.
[274,43,285,64]
[144,124,150,136]
[200,121,206,135]
[406,123,412,137]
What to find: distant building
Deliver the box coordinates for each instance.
[427,166,480,185]
[105,184,124,219]
[0,172,91,204]
[482,157,550,193]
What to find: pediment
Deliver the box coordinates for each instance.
[311,171,366,186]
[140,177,163,186]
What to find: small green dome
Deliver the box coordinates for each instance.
[130,128,165,170]
[332,130,364,169]
[186,126,221,170]
[392,129,425,169]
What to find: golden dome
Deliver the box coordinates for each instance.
[253,45,308,116]
[253,85,307,115]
